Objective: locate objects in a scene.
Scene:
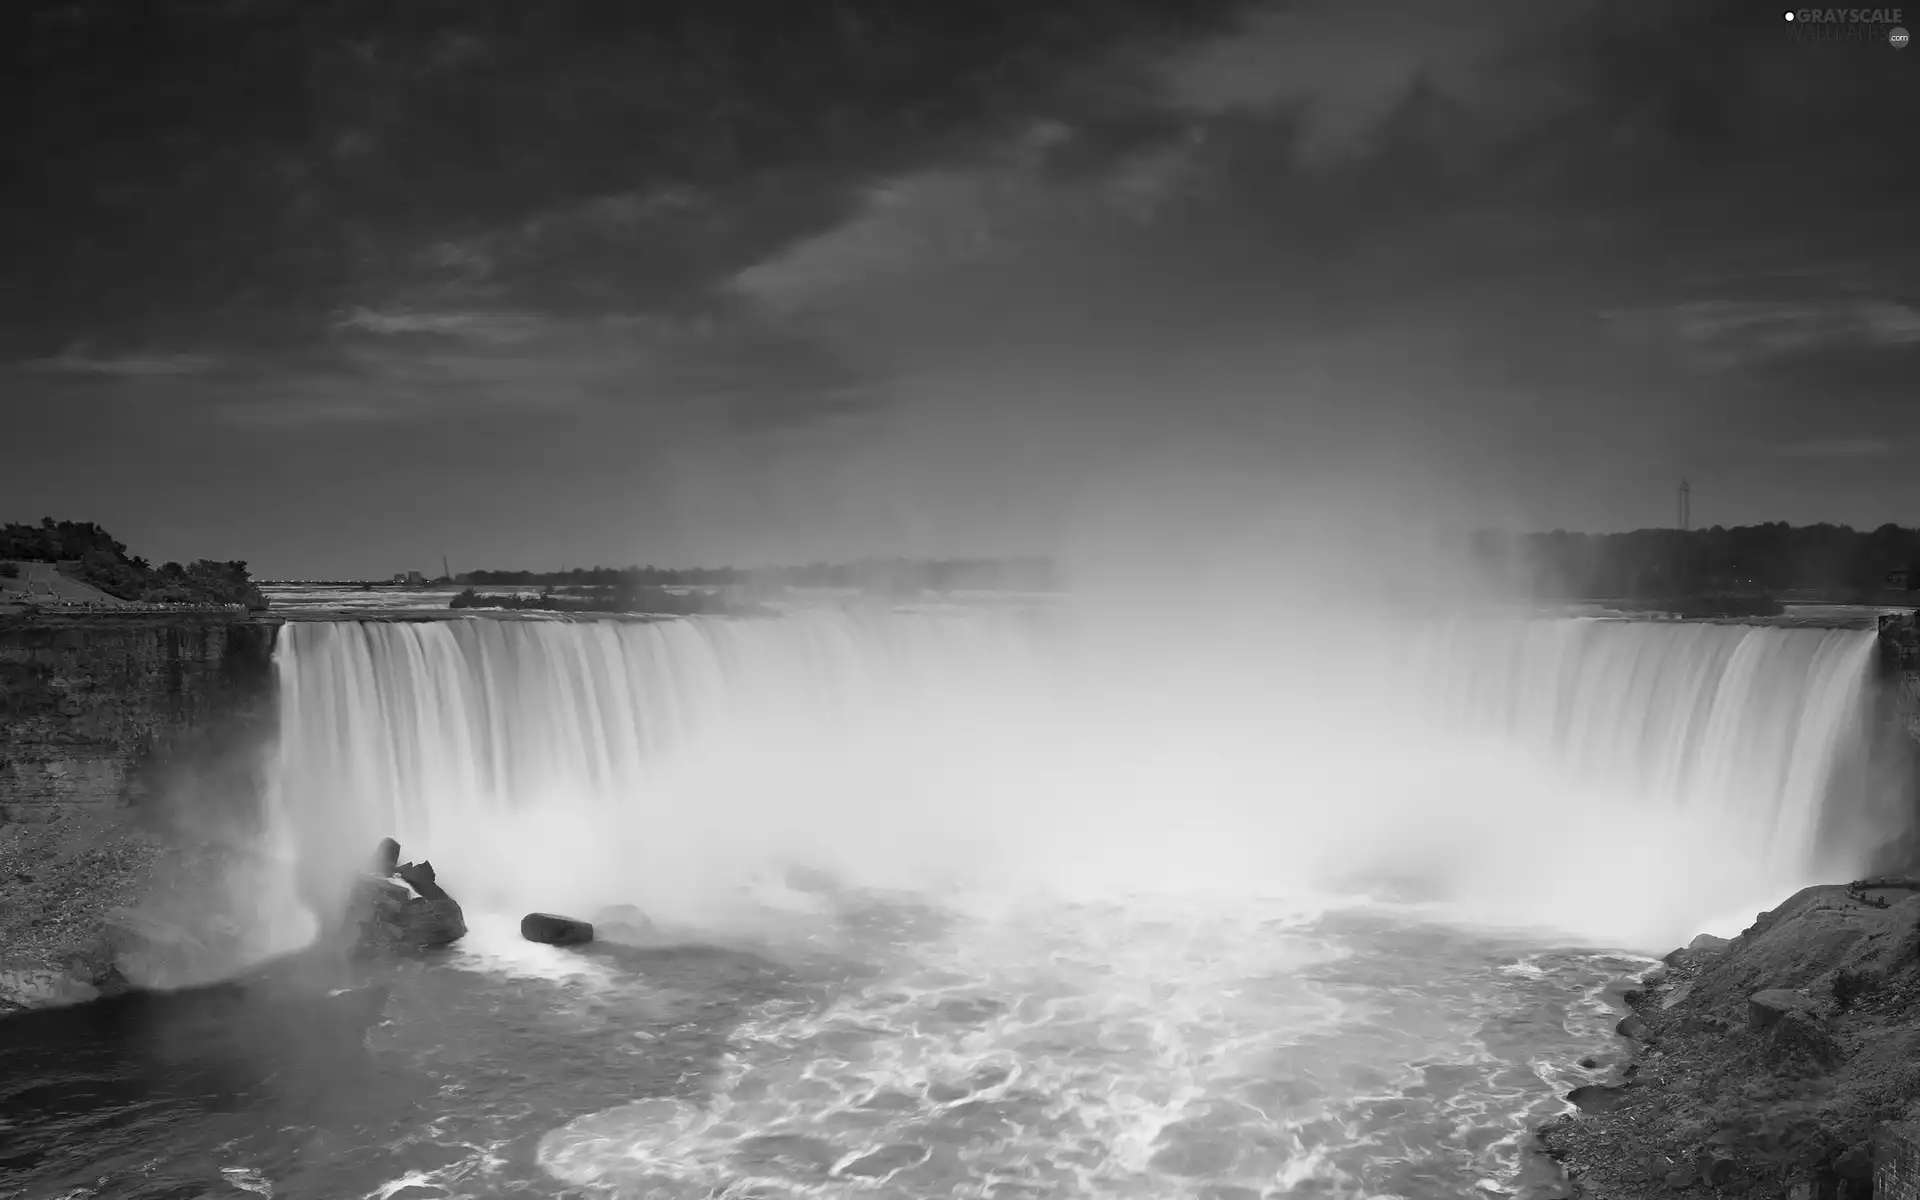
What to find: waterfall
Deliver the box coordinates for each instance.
[1402,619,1885,875]
[265,610,1901,950]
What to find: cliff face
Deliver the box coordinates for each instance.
[0,615,283,1011]
[0,617,278,819]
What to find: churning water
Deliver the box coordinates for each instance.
[2,607,1898,1199]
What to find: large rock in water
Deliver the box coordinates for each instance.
[591,904,658,945]
[346,841,466,954]
[522,912,593,945]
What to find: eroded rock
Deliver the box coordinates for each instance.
[345,839,466,954]
[1748,988,1817,1032]
[1567,1084,1632,1113]
[1539,883,1920,1196]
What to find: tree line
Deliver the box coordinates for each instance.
[1472,522,1920,601]
[461,557,1060,593]
[0,518,268,609]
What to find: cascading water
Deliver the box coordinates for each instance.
[1404,619,1883,878]
[266,609,1892,950]
[22,607,1905,1199]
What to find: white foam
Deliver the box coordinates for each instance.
[446,913,619,987]
[264,611,1887,954]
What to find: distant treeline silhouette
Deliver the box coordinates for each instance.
[1474,522,1920,601]
[450,585,761,616]
[460,556,1060,593]
[1,518,269,610]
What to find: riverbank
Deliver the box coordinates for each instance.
[1536,881,1920,1198]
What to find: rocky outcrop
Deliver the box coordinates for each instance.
[344,843,466,954]
[1538,881,1920,1198]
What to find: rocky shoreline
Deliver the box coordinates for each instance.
[0,807,289,1012]
[1536,881,1920,1200]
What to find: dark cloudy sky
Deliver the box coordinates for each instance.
[3,0,1916,578]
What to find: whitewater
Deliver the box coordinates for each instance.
[161,603,1893,1199]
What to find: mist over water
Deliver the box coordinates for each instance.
[267,607,1889,954]
[102,601,1891,1197]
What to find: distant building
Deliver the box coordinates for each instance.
[1889,567,1912,590]
[393,570,429,586]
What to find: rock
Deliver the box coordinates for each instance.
[591,903,657,945]
[1662,934,1732,969]
[1748,988,1817,1032]
[395,859,449,902]
[1764,1008,1843,1072]
[347,874,466,954]
[1641,965,1670,987]
[521,912,593,945]
[1698,1150,1739,1186]
[1616,1014,1653,1041]
[1567,1084,1632,1113]
[1828,1142,1871,1196]
[1659,981,1695,1010]
[1663,1167,1696,1189]
[0,964,99,1010]
[344,839,467,955]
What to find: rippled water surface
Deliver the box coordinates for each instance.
[1,895,1648,1200]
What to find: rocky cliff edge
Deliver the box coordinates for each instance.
[1538,881,1920,1199]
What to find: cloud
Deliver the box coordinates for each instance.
[26,350,222,377]
[204,304,875,433]
[1608,295,1920,369]
[729,125,1214,313]
[1158,0,1602,164]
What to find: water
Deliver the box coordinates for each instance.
[1,608,1897,1199]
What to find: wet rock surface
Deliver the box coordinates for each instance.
[345,840,467,955]
[522,912,594,945]
[1537,883,1920,1198]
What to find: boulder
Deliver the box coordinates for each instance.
[1662,933,1733,969]
[591,903,657,945]
[1748,988,1818,1032]
[348,875,467,952]
[1764,1008,1843,1073]
[1616,1014,1653,1041]
[345,839,467,955]
[522,912,594,945]
[1567,1083,1633,1113]
[1697,1150,1739,1187]
[0,965,100,1010]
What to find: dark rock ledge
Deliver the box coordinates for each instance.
[1535,881,1920,1200]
